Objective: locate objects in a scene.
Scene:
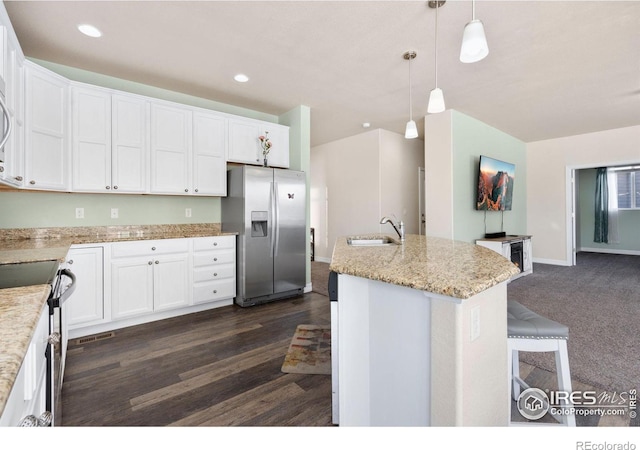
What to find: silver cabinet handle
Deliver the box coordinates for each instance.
[113,185,118,190]
[0,166,3,172]
[213,257,217,262]
[155,260,159,264]
[213,273,217,277]
[106,186,110,190]
[184,188,188,193]
[14,176,23,181]
[213,290,217,294]
[67,259,74,265]
[0,92,13,152]
[29,180,35,185]
[195,188,199,193]
[148,261,153,265]
[213,242,217,246]
[151,247,156,251]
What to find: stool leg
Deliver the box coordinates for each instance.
[511,349,521,400]
[555,340,576,426]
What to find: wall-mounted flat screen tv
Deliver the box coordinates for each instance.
[476,155,515,211]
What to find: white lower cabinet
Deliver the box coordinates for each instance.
[192,236,236,304]
[0,303,50,427]
[65,246,105,328]
[110,239,190,320]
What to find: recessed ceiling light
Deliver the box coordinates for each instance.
[362,122,371,128]
[234,74,249,83]
[78,24,102,38]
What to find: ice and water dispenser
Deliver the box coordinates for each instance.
[251,211,269,237]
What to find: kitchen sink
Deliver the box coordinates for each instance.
[347,236,398,246]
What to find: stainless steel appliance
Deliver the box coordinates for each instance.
[222,166,306,307]
[0,260,75,426]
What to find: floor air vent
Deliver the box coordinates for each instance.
[71,331,115,346]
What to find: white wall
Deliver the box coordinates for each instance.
[310,129,424,262]
[526,125,640,264]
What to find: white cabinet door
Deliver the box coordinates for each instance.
[150,102,191,194]
[228,118,289,168]
[24,62,69,191]
[192,111,226,196]
[65,246,105,328]
[111,257,155,320]
[153,253,190,311]
[71,86,111,192]
[112,93,148,193]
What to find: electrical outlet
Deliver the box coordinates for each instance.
[471,306,481,341]
[75,208,84,219]
[111,208,119,219]
[185,208,192,218]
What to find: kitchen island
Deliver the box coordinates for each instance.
[329,234,520,426]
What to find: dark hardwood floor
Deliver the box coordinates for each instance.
[61,292,333,426]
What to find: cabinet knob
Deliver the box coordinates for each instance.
[148,261,153,265]
[213,290,217,294]
[185,188,189,193]
[68,260,74,265]
[47,332,61,345]
[29,180,36,185]
[106,186,111,190]
[213,242,218,246]
[195,188,199,193]
[15,176,23,181]
[213,273,217,277]
[113,185,118,190]
[0,166,3,172]
[155,260,159,264]
[151,247,156,251]
[213,257,218,262]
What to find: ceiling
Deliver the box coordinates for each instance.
[4,0,640,147]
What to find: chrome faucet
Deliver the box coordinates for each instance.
[380,216,405,242]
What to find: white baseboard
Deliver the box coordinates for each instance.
[579,247,640,256]
[532,257,572,266]
[304,282,312,293]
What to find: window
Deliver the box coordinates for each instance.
[615,168,640,209]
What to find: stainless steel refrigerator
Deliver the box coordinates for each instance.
[222,166,306,307]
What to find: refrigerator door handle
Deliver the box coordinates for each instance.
[270,181,276,258]
[274,181,280,257]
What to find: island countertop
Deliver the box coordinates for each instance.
[330,234,520,299]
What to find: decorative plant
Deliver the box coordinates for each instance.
[259,131,272,157]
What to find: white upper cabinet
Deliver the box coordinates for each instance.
[111,93,149,193]
[228,117,289,168]
[72,85,149,193]
[71,85,111,192]
[192,110,226,196]
[150,102,191,195]
[24,62,70,191]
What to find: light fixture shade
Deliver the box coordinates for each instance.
[460,19,488,63]
[427,88,445,114]
[405,120,418,139]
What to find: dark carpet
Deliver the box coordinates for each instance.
[508,252,640,393]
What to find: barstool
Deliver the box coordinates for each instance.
[507,300,576,426]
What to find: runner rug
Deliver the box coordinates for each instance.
[281,324,331,375]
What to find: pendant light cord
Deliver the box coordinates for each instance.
[409,54,413,121]
[434,2,439,88]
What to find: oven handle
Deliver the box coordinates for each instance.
[57,268,76,304]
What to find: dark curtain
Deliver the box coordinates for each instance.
[594,167,608,243]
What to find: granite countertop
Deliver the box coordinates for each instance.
[330,234,520,299]
[0,223,236,420]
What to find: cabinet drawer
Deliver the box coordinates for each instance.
[193,263,235,283]
[111,238,189,258]
[193,279,236,304]
[193,249,235,267]
[193,235,235,251]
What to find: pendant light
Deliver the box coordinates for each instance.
[460,0,488,63]
[404,51,418,139]
[428,1,445,114]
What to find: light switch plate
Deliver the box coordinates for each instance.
[185,208,192,218]
[75,208,84,219]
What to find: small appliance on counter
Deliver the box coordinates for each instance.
[222,166,306,307]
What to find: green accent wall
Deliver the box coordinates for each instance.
[451,110,527,243]
[578,168,640,252]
